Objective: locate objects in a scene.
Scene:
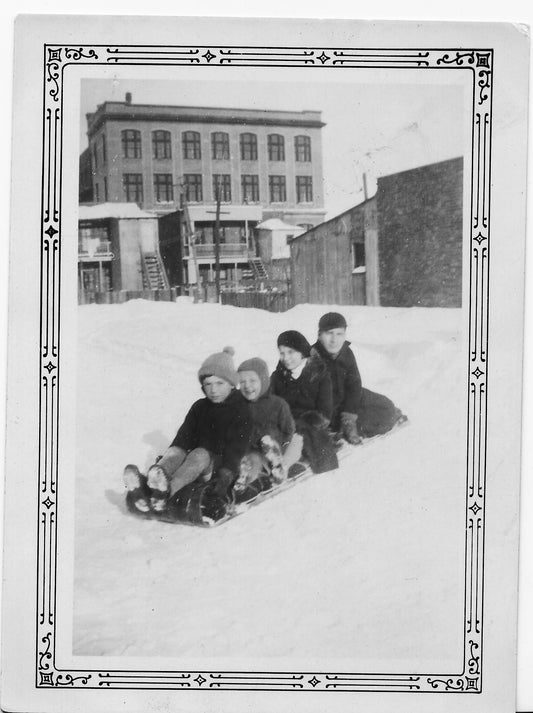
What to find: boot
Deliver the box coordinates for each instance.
[123,464,151,513]
[260,435,287,484]
[340,412,363,445]
[146,464,170,512]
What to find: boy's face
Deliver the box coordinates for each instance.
[239,370,262,402]
[319,327,347,355]
[279,345,305,372]
[202,376,233,403]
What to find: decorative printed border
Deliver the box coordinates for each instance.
[37,44,493,693]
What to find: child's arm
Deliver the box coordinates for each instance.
[316,371,334,423]
[169,400,200,452]
[278,399,296,445]
[221,402,253,476]
[343,349,363,413]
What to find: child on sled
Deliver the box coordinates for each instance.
[270,331,339,475]
[234,357,304,499]
[310,312,407,444]
[124,346,252,516]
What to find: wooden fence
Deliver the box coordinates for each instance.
[79,288,181,305]
[221,291,293,313]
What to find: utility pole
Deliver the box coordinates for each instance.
[213,178,222,302]
[178,180,200,294]
[362,172,369,201]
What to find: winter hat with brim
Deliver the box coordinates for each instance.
[277,330,311,358]
[318,312,347,332]
[238,357,270,397]
[198,346,239,387]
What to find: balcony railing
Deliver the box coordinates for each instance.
[78,240,114,261]
[190,243,250,259]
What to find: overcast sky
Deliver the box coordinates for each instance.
[81,72,466,219]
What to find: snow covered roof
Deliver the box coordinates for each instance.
[79,203,158,220]
[187,204,263,222]
[256,218,304,231]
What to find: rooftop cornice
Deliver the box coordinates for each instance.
[86,103,325,136]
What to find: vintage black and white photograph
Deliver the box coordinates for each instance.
[73,71,470,670]
[1,14,528,713]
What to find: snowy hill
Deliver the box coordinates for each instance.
[74,299,466,672]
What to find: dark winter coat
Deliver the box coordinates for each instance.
[247,391,295,450]
[356,388,400,438]
[270,357,337,473]
[295,412,339,474]
[270,354,333,423]
[311,340,362,430]
[311,340,401,437]
[170,390,252,475]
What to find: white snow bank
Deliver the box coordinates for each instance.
[74,300,466,672]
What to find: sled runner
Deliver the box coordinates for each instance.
[124,417,409,528]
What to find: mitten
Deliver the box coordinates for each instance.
[299,410,330,430]
[340,411,362,445]
[210,467,234,498]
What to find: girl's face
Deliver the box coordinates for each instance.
[279,345,304,372]
[319,327,346,355]
[202,376,233,403]
[239,370,263,402]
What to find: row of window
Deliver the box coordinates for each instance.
[92,130,312,165]
[113,173,314,204]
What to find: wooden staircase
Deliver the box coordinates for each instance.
[141,252,170,290]
[249,257,269,280]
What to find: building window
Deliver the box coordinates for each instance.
[352,242,366,268]
[240,133,258,161]
[184,174,203,202]
[296,175,313,203]
[211,132,230,160]
[154,174,174,203]
[102,134,107,163]
[121,129,142,159]
[123,173,143,203]
[92,142,98,170]
[152,130,172,159]
[103,177,108,201]
[241,175,259,203]
[95,182,100,202]
[268,134,285,161]
[182,131,201,160]
[269,175,286,202]
[295,135,311,162]
[213,174,231,202]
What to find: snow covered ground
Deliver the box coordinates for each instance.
[73,299,467,672]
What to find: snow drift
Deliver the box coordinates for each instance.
[73,299,467,672]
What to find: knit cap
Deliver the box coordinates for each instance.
[238,357,270,397]
[318,312,347,332]
[277,330,311,358]
[198,346,239,387]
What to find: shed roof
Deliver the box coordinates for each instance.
[79,203,158,220]
[256,218,304,231]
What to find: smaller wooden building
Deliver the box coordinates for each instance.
[289,156,463,308]
[289,198,376,306]
[78,203,167,299]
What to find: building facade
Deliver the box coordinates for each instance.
[83,94,326,285]
[290,156,464,308]
[78,203,167,299]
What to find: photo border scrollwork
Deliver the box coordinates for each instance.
[37,43,493,694]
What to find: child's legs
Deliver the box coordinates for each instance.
[169,447,214,497]
[157,446,187,478]
[282,433,304,468]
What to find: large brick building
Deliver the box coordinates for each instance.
[290,156,464,308]
[81,94,326,285]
